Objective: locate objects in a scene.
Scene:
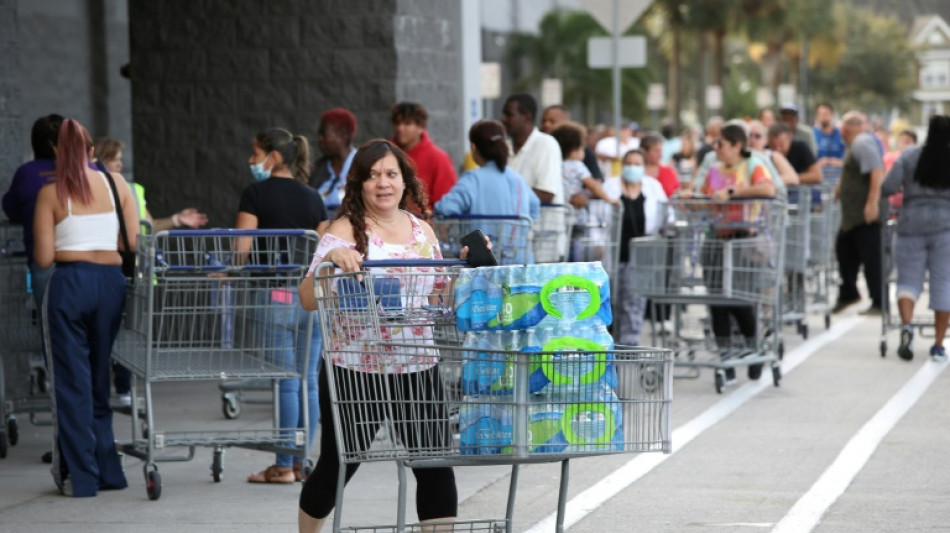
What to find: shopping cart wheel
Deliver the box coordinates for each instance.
[7,417,18,446]
[777,342,785,360]
[301,459,314,482]
[771,364,782,387]
[801,324,809,340]
[0,431,8,459]
[211,448,225,482]
[146,470,162,500]
[880,340,887,358]
[222,396,241,420]
[714,372,724,394]
[824,314,831,330]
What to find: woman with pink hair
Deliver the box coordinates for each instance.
[33,118,140,497]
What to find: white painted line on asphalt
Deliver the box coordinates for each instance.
[523,316,864,533]
[772,357,948,533]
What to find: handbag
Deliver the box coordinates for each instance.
[98,162,136,279]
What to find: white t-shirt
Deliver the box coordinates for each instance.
[595,136,640,160]
[509,128,565,204]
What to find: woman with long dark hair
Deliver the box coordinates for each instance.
[296,139,492,532]
[33,118,140,496]
[882,115,950,361]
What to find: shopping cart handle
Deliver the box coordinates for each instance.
[434,214,527,220]
[162,229,315,237]
[540,203,566,207]
[360,259,468,268]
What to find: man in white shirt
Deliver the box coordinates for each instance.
[501,93,565,261]
[501,94,564,204]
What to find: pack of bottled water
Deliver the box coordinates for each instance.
[455,262,623,456]
[454,262,612,332]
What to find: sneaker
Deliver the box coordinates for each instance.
[57,477,73,497]
[930,345,948,362]
[832,298,860,314]
[897,329,913,361]
[859,306,882,316]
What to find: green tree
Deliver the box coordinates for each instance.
[808,6,915,114]
[505,9,653,124]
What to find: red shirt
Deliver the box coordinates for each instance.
[655,164,680,197]
[401,130,457,211]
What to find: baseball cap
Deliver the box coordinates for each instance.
[780,102,799,114]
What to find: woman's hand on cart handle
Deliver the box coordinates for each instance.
[459,234,493,261]
[327,248,364,277]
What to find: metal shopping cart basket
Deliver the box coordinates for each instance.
[533,204,574,263]
[312,259,673,532]
[0,221,53,458]
[783,187,812,338]
[629,197,787,393]
[113,229,320,499]
[431,215,533,265]
[807,184,839,330]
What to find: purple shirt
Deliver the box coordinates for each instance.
[3,159,58,263]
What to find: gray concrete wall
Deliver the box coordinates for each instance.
[0,0,20,193]
[129,0,463,226]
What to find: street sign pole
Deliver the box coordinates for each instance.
[612,0,621,158]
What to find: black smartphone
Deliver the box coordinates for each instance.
[459,229,498,267]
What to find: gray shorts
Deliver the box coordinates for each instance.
[895,231,950,311]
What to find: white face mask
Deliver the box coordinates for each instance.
[621,164,645,184]
[250,154,271,181]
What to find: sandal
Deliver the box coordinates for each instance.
[247,465,295,484]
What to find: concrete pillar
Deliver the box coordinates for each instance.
[129,0,463,226]
[0,0,20,191]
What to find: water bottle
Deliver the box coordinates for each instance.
[527,396,566,454]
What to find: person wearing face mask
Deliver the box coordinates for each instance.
[237,127,329,484]
[608,149,673,345]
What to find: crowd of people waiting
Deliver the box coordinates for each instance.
[4,95,948,533]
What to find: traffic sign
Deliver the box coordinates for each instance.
[587,36,647,69]
[579,0,651,34]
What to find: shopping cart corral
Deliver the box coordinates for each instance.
[113,229,320,499]
[630,197,787,393]
[311,260,673,532]
[431,214,533,265]
[0,221,53,459]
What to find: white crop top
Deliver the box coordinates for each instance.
[54,172,120,252]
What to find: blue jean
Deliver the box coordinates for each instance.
[258,288,322,467]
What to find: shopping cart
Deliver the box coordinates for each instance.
[113,229,320,499]
[311,259,673,532]
[571,200,622,280]
[431,215,533,265]
[533,204,574,263]
[783,187,812,338]
[629,197,787,393]
[0,221,52,458]
[805,184,838,331]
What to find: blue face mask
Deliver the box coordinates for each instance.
[621,164,645,184]
[250,154,271,182]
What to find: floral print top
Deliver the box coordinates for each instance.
[307,211,447,374]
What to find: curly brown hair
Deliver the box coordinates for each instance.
[337,139,429,256]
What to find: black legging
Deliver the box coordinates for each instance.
[299,363,458,521]
[702,239,758,347]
